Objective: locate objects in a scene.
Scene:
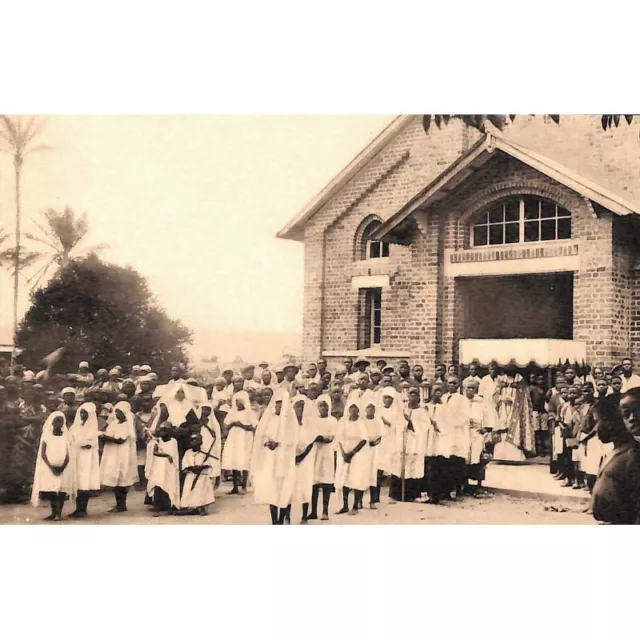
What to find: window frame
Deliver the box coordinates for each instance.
[470,197,571,248]
[360,219,390,260]
[359,287,382,349]
[369,288,382,347]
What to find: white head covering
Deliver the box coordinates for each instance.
[61,387,76,397]
[140,365,152,373]
[69,402,101,491]
[106,401,139,486]
[251,387,297,486]
[226,390,258,427]
[31,411,76,507]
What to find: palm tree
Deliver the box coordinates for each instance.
[0,115,50,356]
[24,206,109,288]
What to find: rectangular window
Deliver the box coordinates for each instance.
[358,288,382,349]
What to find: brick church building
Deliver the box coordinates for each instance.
[277,115,640,372]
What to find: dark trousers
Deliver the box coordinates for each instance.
[153,487,171,511]
[114,486,128,511]
[75,491,91,513]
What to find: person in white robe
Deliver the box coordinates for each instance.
[458,379,497,495]
[478,363,500,402]
[99,400,138,513]
[377,387,404,479]
[31,411,75,521]
[388,387,427,503]
[146,424,180,514]
[424,384,448,503]
[222,390,258,494]
[250,387,298,524]
[361,401,384,509]
[180,433,215,514]
[307,393,337,521]
[335,401,369,515]
[291,394,319,524]
[68,402,101,517]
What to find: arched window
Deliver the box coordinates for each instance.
[470,197,571,248]
[360,218,390,260]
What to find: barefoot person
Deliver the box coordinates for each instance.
[308,393,337,521]
[362,401,384,509]
[222,390,258,495]
[68,402,101,517]
[31,411,75,521]
[99,400,138,513]
[335,401,369,516]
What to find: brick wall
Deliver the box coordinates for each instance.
[300,116,470,364]
[298,115,640,369]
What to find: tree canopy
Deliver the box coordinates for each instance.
[422,114,638,135]
[15,255,192,377]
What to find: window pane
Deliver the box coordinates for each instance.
[381,242,390,258]
[489,225,504,245]
[524,197,540,220]
[504,200,519,222]
[540,200,556,219]
[369,241,381,259]
[540,218,556,241]
[524,220,540,242]
[557,217,571,239]
[558,206,571,218]
[473,225,488,246]
[505,222,520,244]
[488,206,504,224]
[373,310,381,326]
[373,327,381,345]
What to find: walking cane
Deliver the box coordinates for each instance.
[401,421,407,502]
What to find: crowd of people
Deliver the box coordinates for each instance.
[1,354,640,524]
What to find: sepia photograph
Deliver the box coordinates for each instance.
[4,7,640,640]
[1,112,639,527]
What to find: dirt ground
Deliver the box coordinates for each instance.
[0,479,594,525]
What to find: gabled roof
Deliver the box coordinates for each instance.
[276,115,414,242]
[374,133,640,242]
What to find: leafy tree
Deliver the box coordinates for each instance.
[24,206,109,289]
[422,114,637,135]
[15,255,192,378]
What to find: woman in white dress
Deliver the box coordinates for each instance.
[31,411,75,521]
[335,401,369,516]
[251,387,298,524]
[99,400,138,513]
[222,390,258,495]
[68,402,101,517]
[146,425,181,514]
[290,394,318,524]
[361,401,384,509]
[308,393,337,521]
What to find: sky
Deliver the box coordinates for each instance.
[0,115,394,352]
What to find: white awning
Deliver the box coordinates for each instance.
[459,339,587,368]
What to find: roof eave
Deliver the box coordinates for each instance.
[276,115,415,242]
[375,132,640,241]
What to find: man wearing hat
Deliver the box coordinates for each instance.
[73,361,94,401]
[130,365,142,381]
[241,364,260,391]
[102,369,122,393]
[353,358,370,374]
[58,387,78,426]
[280,362,299,397]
